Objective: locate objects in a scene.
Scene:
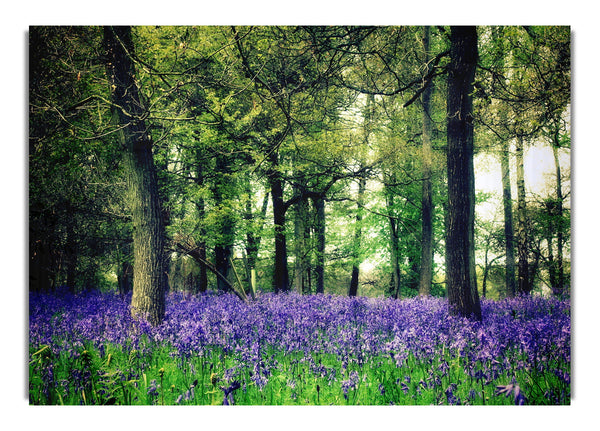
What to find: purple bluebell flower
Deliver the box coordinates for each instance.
[496,382,527,405]
[147,379,159,396]
[220,380,241,405]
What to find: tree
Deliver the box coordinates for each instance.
[500,137,517,297]
[514,133,532,294]
[30,26,569,305]
[104,26,167,325]
[30,26,130,293]
[547,117,569,295]
[445,26,482,320]
[476,26,570,297]
[484,26,517,298]
[348,176,366,296]
[418,26,434,297]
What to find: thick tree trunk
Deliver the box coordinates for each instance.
[501,139,517,298]
[349,177,366,297]
[445,26,482,320]
[104,26,167,325]
[515,134,531,294]
[419,25,434,297]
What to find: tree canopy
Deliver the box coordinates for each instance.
[29,25,571,323]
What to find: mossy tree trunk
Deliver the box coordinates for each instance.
[104,26,167,325]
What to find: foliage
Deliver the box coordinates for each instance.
[29,25,571,306]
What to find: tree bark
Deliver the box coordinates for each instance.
[445,26,482,320]
[104,26,167,325]
[419,25,434,297]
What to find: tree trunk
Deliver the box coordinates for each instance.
[269,157,289,293]
[552,140,565,295]
[385,183,401,299]
[445,26,481,320]
[501,139,517,298]
[117,241,133,295]
[419,25,434,297]
[194,156,208,294]
[213,155,235,292]
[245,181,269,293]
[293,194,310,294]
[104,26,167,325]
[349,176,366,297]
[64,206,78,292]
[313,195,326,294]
[545,220,557,291]
[515,134,531,294]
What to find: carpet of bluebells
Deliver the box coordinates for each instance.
[29,290,570,405]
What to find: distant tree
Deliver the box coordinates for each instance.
[477,26,570,296]
[445,26,482,320]
[348,176,366,297]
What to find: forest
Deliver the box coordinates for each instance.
[29,25,570,406]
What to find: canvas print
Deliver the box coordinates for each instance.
[29,26,570,405]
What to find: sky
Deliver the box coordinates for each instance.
[475,142,571,223]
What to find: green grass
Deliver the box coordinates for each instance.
[29,338,568,405]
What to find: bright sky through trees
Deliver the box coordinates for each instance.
[474,144,570,221]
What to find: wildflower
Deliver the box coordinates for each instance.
[147,379,159,396]
[341,371,359,400]
[467,389,478,401]
[220,381,241,405]
[514,385,527,406]
[445,383,461,405]
[495,382,527,405]
[183,388,194,401]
